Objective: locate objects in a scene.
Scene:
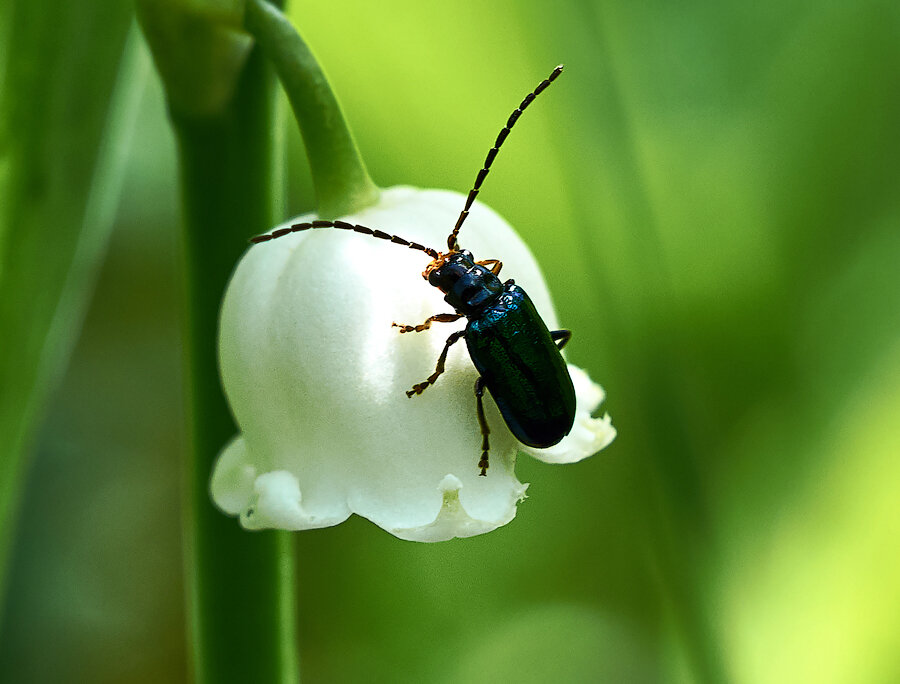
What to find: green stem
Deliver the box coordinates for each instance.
[171,36,299,684]
[244,0,379,217]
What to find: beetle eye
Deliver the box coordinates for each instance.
[427,267,444,288]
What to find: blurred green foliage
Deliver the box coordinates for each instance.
[0,0,140,612]
[2,0,899,682]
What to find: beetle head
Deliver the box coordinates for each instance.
[424,250,503,315]
[424,250,474,291]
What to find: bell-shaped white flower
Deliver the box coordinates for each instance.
[211,186,615,542]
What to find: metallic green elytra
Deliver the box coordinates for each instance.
[464,282,576,448]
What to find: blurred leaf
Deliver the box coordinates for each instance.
[0,71,188,684]
[449,604,655,684]
[0,4,143,608]
[719,343,900,683]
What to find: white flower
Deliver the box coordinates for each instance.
[211,186,615,542]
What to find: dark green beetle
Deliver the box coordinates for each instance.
[420,250,576,474]
[251,65,575,475]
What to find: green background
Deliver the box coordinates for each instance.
[2,0,899,681]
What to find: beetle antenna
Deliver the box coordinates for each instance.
[446,64,564,252]
[250,220,441,260]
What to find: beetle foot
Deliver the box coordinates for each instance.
[393,313,462,334]
[407,369,446,397]
[392,322,421,333]
[478,455,489,476]
[406,383,428,397]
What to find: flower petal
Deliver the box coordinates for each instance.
[388,475,528,542]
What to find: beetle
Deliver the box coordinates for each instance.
[250,65,575,476]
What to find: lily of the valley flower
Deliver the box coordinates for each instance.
[211,186,615,542]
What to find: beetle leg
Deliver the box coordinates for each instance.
[551,329,572,350]
[476,259,503,276]
[406,330,466,397]
[475,377,490,476]
[392,312,462,333]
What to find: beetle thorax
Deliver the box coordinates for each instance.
[424,250,503,316]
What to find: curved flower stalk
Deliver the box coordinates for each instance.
[212,186,615,542]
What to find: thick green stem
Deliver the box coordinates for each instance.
[171,38,299,684]
[244,0,379,217]
[150,1,379,677]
